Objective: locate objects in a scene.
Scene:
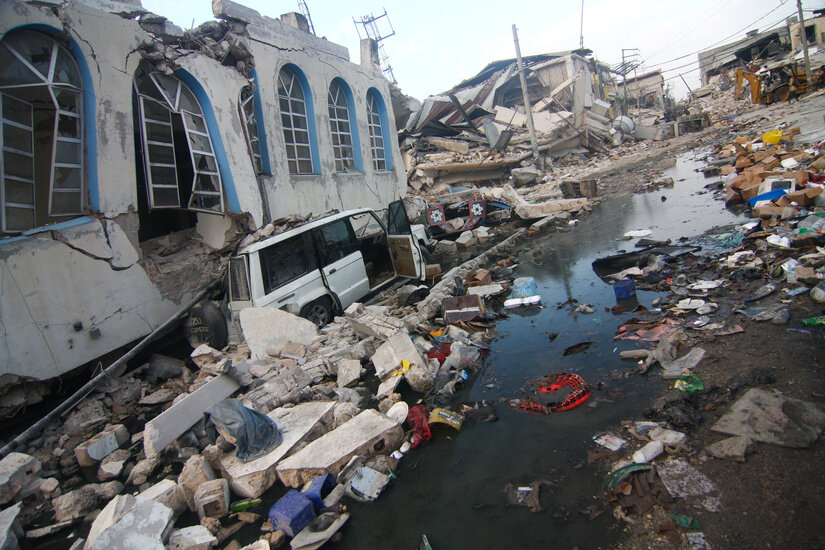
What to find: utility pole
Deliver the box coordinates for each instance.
[579,0,585,51]
[512,24,541,166]
[796,0,813,92]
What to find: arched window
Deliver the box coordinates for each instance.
[366,89,391,172]
[0,30,84,233]
[277,66,314,175]
[328,79,357,173]
[239,84,263,174]
[133,66,224,213]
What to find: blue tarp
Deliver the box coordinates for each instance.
[747,189,787,207]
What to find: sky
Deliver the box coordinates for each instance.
[142,0,825,101]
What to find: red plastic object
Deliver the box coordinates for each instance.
[514,372,591,413]
[426,342,453,366]
[407,405,432,448]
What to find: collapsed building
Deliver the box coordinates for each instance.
[0,0,407,385]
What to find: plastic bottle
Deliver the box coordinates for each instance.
[632,440,664,463]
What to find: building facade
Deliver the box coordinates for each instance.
[0,0,405,382]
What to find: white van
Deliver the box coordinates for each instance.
[224,200,429,335]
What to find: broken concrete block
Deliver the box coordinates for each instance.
[345,307,406,340]
[76,425,129,467]
[240,308,318,360]
[371,332,427,380]
[473,226,491,243]
[86,497,174,550]
[336,359,362,388]
[145,354,184,381]
[435,240,457,255]
[137,479,187,517]
[217,401,335,499]
[240,540,270,550]
[707,436,754,462]
[280,341,307,360]
[194,479,229,519]
[455,231,477,247]
[0,453,41,506]
[166,525,217,550]
[143,374,240,458]
[85,495,136,550]
[212,0,264,24]
[97,460,125,482]
[126,456,160,486]
[191,345,224,370]
[178,456,217,512]
[53,482,123,522]
[242,365,312,412]
[494,106,525,127]
[711,388,825,448]
[277,410,404,488]
[0,503,22,550]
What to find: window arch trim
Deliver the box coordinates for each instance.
[366,88,393,172]
[328,77,363,173]
[277,64,320,175]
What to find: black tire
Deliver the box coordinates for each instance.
[419,241,431,264]
[184,300,228,349]
[299,297,333,329]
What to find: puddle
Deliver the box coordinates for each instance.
[295,151,744,549]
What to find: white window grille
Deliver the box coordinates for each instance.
[367,92,386,171]
[239,85,263,174]
[0,30,84,233]
[134,70,224,213]
[327,81,354,172]
[277,67,313,174]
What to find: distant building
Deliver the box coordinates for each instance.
[789,14,825,49]
[620,69,665,109]
[698,27,791,85]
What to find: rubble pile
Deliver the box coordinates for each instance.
[0,230,533,549]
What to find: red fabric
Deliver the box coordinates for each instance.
[407,405,432,448]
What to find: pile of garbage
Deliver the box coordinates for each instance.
[718,126,825,215]
[0,230,532,549]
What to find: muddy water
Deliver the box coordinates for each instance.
[327,151,743,550]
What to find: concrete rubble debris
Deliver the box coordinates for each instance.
[137,479,187,517]
[370,332,434,395]
[0,453,41,506]
[193,479,230,519]
[143,374,241,458]
[711,388,825,448]
[85,495,174,550]
[75,424,129,467]
[217,402,335,499]
[166,525,218,550]
[240,308,319,360]
[52,482,123,522]
[335,359,362,388]
[0,503,22,550]
[707,436,754,462]
[178,456,218,512]
[277,410,404,487]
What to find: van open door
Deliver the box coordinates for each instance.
[226,256,253,342]
[387,200,426,280]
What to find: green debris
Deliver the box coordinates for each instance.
[674,374,704,393]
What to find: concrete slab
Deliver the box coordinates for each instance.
[0,503,22,550]
[276,410,403,488]
[86,498,174,550]
[167,525,217,550]
[371,332,426,379]
[336,359,362,388]
[0,453,41,505]
[240,308,318,360]
[137,479,186,517]
[143,374,240,458]
[217,401,335,498]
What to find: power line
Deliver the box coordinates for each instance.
[640,0,733,65]
[645,1,794,68]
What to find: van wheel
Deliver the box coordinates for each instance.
[300,297,333,329]
[184,300,228,349]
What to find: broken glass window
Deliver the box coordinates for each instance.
[0,30,84,234]
[239,84,263,174]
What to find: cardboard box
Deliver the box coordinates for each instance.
[730,175,749,190]
[740,183,764,201]
[425,264,442,278]
[734,136,750,145]
[758,156,780,171]
[777,186,822,206]
[752,149,777,162]
[754,205,796,219]
[467,268,491,286]
[735,156,754,169]
[442,294,485,324]
[721,165,737,175]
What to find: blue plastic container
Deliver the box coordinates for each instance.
[268,490,316,537]
[300,473,336,511]
[613,279,636,300]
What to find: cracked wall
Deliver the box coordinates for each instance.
[0,217,179,379]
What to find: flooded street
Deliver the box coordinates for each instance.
[334,150,744,549]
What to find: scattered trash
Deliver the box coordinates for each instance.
[674,374,704,393]
[504,277,542,308]
[593,433,627,451]
[511,373,591,413]
[344,466,390,502]
[204,399,282,463]
[744,283,777,302]
[563,341,595,356]
[427,408,464,431]
[602,463,652,491]
[670,514,702,530]
[632,440,664,463]
[613,279,637,300]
